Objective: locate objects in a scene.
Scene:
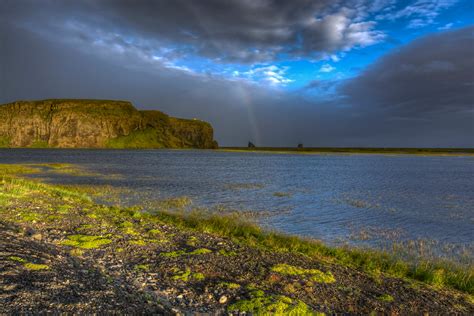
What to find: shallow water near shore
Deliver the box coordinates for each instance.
[1,149,473,263]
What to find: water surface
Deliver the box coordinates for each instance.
[1,149,473,262]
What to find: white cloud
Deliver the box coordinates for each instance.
[376,0,458,28]
[438,22,454,30]
[242,65,294,86]
[320,64,336,73]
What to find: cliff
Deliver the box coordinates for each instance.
[0,99,218,149]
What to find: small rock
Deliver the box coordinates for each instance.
[31,233,42,240]
[177,294,184,299]
[219,295,228,304]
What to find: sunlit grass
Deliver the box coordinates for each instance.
[1,163,473,295]
[153,210,474,294]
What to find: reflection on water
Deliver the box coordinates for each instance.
[1,149,473,262]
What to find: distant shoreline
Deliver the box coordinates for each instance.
[219,147,474,156]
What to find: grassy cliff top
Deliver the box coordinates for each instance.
[0,99,208,124]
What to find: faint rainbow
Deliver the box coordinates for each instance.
[235,84,260,145]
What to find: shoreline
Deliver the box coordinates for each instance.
[1,163,473,314]
[219,147,474,157]
[1,147,474,157]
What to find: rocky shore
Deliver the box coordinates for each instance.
[0,164,473,314]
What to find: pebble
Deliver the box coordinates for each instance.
[219,296,228,304]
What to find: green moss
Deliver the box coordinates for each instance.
[148,229,162,235]
[193,272,205,281]
[70,248,85,256]
[8,256,27,263]
[19,212,41,222]
[228,290,315,315]
[186,236,198,246]
[378,294,394,302]
[172,268,205,282]
[8,256,49,270]
[218,282,241,289]
[78,224,94,231]
[62,234,112,249]
[161,250,187,258]
[120,221,139,235]
[271,264,336,283]
[135,264,151,271]
[189,248,212,255]
[24,263,50,270]
[129,239,147,246]
[161,248,211,257]
[218,249,237,256]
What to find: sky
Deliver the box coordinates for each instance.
[0,0,473,147]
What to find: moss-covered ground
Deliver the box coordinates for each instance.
[0,163,473,314]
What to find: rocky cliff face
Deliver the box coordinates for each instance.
[0,99,218,149]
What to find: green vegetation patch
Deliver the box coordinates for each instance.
[228,290,315,315]
[378,294,394,302]
[189,248,212,255]
[148,229,162,235]
[106,128,167,149]
[8,256,27,263]
[8,256,49,270]
[271,264,336,283]
[218,249,237,256]
[29,140,49,148]
[172,268,205,282]
[61,234,112,249]
[154,210,474,294]
[218,282,241,289]
[0,136,11,148]
[134,264,151,271]
[24,263,50,270]
[161,248,211,258]
[129,239,147,246]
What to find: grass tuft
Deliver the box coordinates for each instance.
[152,210,474,294]
[62,235,112,249]
[378,294,394,302]
[271,263,336,283]
[228,290,316,315]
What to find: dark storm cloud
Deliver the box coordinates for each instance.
[0,0,384,63]
[341,26,474,117]
[0,1,473,147]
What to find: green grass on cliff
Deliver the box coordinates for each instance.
[105,128,181,149]
[0,136,10,148]
[30,140,49,148]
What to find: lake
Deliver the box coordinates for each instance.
[1,149,473,263]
